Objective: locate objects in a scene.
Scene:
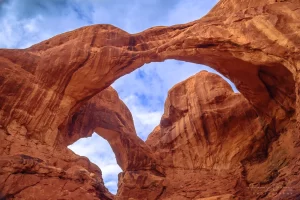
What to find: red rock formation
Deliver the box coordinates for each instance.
[62,87,163,173]
[0,0,299,199]
[146,71,267,170]
[0,87,138,200]
[143,71,300,199]
[0,0,298,144]
[115,71,300,200]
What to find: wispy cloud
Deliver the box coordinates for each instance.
[0,0,93,48]
[68,133,122,194]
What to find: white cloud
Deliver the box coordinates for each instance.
[165,0,216,25]
[0,0,93,48]
[68,133,122,194]
[121,94,163,140]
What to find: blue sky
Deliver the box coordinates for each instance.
[0,0,237,194]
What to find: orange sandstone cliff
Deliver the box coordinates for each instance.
[144,71,300,199]
[0,0,300,199]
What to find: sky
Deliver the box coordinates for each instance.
[0,0,236,194]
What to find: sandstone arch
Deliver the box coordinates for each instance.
[0,0,299,146]
[62,87,163,173]
[0,0,300,199]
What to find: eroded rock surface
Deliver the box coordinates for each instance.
[0,130,113,200]
[0,87,139,200]
[0,0,298,146]
[147,71,267,170]
[0,0,300,199]
[62,87,163,173]
[143,71,300,199]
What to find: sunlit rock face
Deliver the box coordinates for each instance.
[146,71,267,170]
[142,71,299,199]
[0,0,300,199]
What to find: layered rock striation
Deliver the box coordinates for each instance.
[144,71,300,199]
[147,71,267,170]
[0,88,124,199]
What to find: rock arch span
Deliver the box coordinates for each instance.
[62,87,161,173]
[0,0,299,145]
[0,0,300,199]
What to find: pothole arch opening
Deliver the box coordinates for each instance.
[112,60,238,141]
[68,133,122,194]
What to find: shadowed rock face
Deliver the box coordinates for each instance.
[62,87,162,173]
[0,88,128,200]
[0,0,300,199]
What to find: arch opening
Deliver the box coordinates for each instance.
[68,133,122,194]
[112,60,239,141]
